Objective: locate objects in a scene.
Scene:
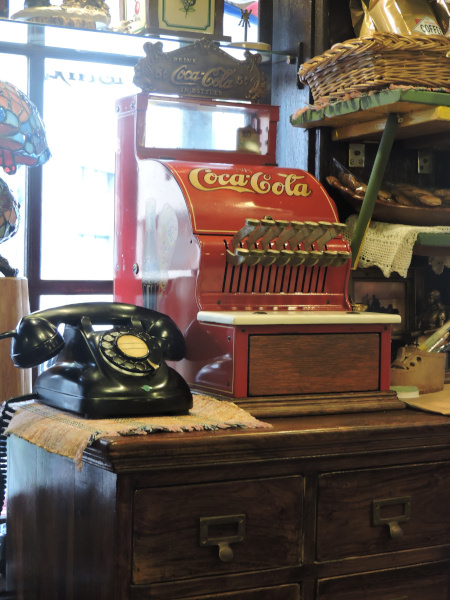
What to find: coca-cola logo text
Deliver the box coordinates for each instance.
[171,66,236,90]
[188,168,312,197]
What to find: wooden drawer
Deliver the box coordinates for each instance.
[316,562,450,599]
[177,583,301,599]
[316,462,450,561]
[248,333,380,395]
[132,476,303,584]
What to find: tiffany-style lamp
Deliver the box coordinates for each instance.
[0,81,50,403]
[0,80,50,277]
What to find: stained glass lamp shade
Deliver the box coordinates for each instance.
[0,181,19,242]
[0,81,50,276]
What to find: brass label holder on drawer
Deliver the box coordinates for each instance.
[199,514,246,562]
[372,496,412,539]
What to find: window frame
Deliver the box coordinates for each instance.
[0,3,270,311]
[0,27,140,311]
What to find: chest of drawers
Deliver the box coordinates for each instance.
[6,408,450,599]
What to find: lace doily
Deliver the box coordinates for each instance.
[344,214,450,277]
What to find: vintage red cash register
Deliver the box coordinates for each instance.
[114,40,401,415]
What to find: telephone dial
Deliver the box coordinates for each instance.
[0,302,193,418]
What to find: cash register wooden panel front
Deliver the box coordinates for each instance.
[6,409,450,600]
[248,333,380,395]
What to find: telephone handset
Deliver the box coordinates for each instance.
[0,302,192,418]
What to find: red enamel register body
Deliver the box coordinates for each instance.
[114,93,401,415]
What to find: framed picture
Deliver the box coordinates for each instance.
[120,0,148,34]
[350,270,415,337]
[144,0,226,38]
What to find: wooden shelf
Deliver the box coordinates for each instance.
[291,89,450,266]
[291,89,450,145]
[414,232,450,256]
[332,105,450,142]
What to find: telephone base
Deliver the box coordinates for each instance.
[34,367,193,419]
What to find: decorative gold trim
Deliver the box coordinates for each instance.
[134,38,267,102]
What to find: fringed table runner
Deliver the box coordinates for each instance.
[5,395,272,469]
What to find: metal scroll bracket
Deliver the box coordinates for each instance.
[199,513,246,562]
[372,495,411,539]
[350,112,400,269]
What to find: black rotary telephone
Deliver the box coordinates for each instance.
[0,302,192,418]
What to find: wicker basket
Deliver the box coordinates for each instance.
[298,32,450,104]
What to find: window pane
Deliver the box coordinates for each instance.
[0,54,28,277]
[39,294,112,310]
[0,19,28,43]
[41,58,138,280]
[44,24,147,55]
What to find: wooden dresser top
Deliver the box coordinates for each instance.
[85,407,450,472]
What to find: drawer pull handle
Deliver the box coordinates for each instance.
[372,496,411,539]
[199,514,246,562]
[218,542,234,563]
